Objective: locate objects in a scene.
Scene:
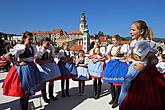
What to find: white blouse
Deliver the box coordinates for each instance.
[58,49,74,59]
[106,44,130,57]
[89,47,106,56]
[9,44,37,62]
[36,45,55,59]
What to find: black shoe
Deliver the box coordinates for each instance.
[112,102,119,108]
[109,99,114,105]
[109,85,115,105]
[49,84,57,100]
[94,95,100,99]
[50,95,58,100]
[111,86,121,108]
[42,89,50,103]
[43,97,50,103]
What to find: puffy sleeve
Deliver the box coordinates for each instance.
[35,46,45,59]
[106,44,113,55]
[130,39,136,48]
[149,40,156,48]
[89,48,94,56]
[120,44,130,55]
[100,47,106,55]
[84,57,90,64]
[9,44,25,55]
[58,49,65,58]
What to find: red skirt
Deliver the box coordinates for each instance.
[2,66,25,97]
[120,66,165,110]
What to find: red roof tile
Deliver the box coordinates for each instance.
[70,30,83,35]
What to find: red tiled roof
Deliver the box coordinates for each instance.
[57,35,70,39]
[70,40,83,51]
[70,30,83,35]
[32,28,63,34]
[52,28,63,34]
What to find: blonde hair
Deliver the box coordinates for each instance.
[132,20,154,40]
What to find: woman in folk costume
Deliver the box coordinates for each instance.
[58,42,77,97]
[103,34,130,108]
[119,20,165,110]
[88,38,106,99]
[2,31,43,110]
[35,37,61,103]
[73,50,91,96]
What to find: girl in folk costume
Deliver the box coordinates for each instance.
[74,50,91,96]
[88,38,106,99]
[119,20,165,110]
[103,34,130,108]
[58,42,77,97]
[119,40,165,110]
[2,31,43,110]
[35,37,61,103]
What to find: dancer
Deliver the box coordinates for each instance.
[2,31,43,110]
[119,20,165,110]
[35,37,61,103]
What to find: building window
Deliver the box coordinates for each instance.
[84,37,86,40]
[84,42,86,45]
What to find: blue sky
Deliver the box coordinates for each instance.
[0,0,165,38]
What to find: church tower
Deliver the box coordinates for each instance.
[83,25,90,52]
[80,12,87,33]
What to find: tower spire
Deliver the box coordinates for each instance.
[80,12,87,33]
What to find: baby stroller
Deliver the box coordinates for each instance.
[0,56,10,72]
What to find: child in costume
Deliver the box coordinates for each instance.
[88,38,106,99]
[74,50,90,96]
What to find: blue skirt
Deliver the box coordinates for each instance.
[36,61,61,82]
[58,61,77,79]
[16,62,44,96]
[103,59,128,84]
[88,61,104,78]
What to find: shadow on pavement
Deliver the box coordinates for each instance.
[44,83,110,110]
[0,99,20,110]
[0,82,110,110]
